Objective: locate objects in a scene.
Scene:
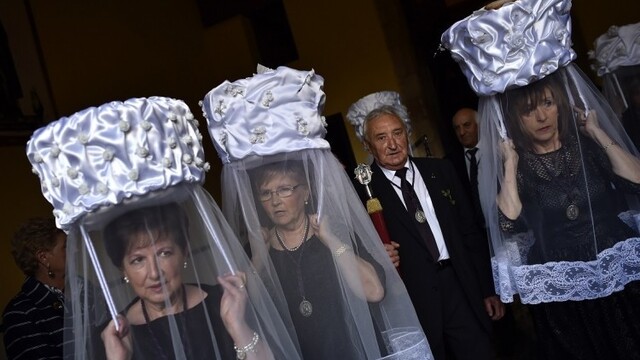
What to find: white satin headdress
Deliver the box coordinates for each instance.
[201,65,330,164]
[590,22,640,76]
[27,97,209,231]
[346,91,412,142]
[441,0,575,96]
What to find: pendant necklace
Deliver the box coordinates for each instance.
[275,215,313,317]
[535,147,579,221]
[390,162,427,223]
[141,284,190,358]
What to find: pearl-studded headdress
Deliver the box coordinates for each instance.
[441,0,575,96]
[590,22,640,76]
[27,97,209,231]
[201,65,329,164]
[346,91,412,142]
[205,66,434,359]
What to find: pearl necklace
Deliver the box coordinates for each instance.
[274,216,309,251]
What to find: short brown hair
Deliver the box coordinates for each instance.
[11,217,64,276]
[103,203,189,269]
[501,71,573,152]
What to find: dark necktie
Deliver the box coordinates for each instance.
[466,148,479,190]
[466,148,483,225]
[395,167,440,262]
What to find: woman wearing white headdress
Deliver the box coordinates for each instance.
[27,97,301,359]
[201,65,432,359]
[442,0,640,358]
[591,22,640,151]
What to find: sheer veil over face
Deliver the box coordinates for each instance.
[26,97,301,359]
[64,184,301,359]
[478,65,640,304]
[204,65,431,359]
[221,149,432,359]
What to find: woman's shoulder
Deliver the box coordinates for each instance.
[190,283,220,304]
[3,278,51,315]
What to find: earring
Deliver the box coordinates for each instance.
[183,261,188,269]
[304,200,308,205]
[47,264,55,279]
[123,275,129,284]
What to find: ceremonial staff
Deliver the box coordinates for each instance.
[354,163,399,274]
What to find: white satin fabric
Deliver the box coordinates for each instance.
[201,66,330,164]
[441,0,575,96]
[590,23,640,76]
[27,97,302,359]
[27,97,208,231]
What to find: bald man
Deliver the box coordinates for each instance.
[449,108,484,226]
[448,108,528,359]
[453,108,479,150]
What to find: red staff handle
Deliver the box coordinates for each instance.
[366,198,400,275]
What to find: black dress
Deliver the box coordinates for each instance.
[269,235,384,360]
[501,137,640,359]
[128,284,235,360]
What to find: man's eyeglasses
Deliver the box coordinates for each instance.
[258,184,304,201]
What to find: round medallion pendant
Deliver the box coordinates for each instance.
[566,204,579,220]
[299,299,313,317]
[415,210,427,223]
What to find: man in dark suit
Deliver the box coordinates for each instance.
[448,108,484,227]
[347,93,503,360]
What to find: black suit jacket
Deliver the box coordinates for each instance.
[363,157,494,335]
[446,148,485,228]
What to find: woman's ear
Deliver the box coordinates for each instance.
[35,249,49,266]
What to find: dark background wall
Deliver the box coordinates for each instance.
[0,0,637,325]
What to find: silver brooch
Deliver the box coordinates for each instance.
[261,91,274,107]
[225,85,245,97]
[214,100,227,116]
[250,126,267,144]
[297,117,309,136]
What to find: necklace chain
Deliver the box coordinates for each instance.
[140,284,190,359]
[275,216,309,251]
[274,215,314,317]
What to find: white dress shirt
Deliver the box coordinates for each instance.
[380,159,450,260]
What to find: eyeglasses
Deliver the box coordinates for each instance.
[258,184,303,201]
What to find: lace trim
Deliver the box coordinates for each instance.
[380,327,433,360]
[493,237,640,304]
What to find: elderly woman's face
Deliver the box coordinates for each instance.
[258,172,308,228]
[519,88,559,150]
[122,231,185,306]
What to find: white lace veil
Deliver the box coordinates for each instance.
[442,0,640,304]
[26,97,301,359]
[203,66,432,359]
[478,65,640,304]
